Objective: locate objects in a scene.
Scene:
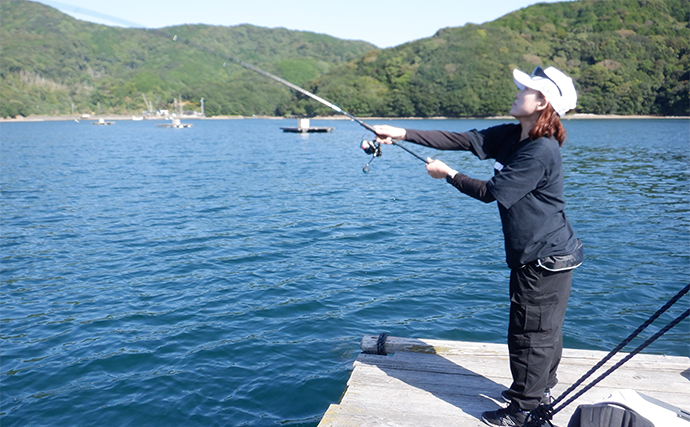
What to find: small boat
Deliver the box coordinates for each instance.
[132,116,144,121]
[93,118,114,125]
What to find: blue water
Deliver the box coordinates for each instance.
[1,118,688,426]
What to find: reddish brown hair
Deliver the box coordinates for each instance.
[529,103,567,146]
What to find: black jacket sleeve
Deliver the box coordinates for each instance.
[446,173,496,203]
[404,129,475,151]
[404,124,521,161]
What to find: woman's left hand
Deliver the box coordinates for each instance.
[426,158,458,180]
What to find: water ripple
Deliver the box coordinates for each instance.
[1,119,688,426]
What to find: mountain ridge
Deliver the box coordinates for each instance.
[1,0,688,118]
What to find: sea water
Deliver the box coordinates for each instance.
[1,118,688,426]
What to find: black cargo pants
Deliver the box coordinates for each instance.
[504,262,572,411]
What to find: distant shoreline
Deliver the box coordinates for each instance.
[1,113,688,123]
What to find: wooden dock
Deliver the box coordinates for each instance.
[318,336,690,427]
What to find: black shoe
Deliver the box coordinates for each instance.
[501,388,552,405]
[482,403,527,426]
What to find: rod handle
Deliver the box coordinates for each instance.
[360,121,377,134]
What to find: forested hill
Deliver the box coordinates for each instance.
[1,0,688,118]
[0,0,377,118]
[289,0,689,117]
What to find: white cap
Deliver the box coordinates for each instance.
[513,66,577,116]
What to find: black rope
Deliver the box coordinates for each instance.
[376,332,389,355]
[363,332,389,355]
[523,283,690,426]
[549,308,689,417]
[551,283,689,408]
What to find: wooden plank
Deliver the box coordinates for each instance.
[348,359,689,410]
[319,337,690,427]
[320,403,484,427]
[361,335,690,367]
[356,352,690,396]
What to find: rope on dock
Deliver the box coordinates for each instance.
[362,332,389,355]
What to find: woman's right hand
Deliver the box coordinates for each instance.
[373,125,406,145]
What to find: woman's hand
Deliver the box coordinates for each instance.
[426,158,458,180]
[372,125,406,145]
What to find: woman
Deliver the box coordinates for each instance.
[373,66,583,427]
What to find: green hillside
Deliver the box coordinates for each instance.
[288,0,689,117]
[1,0,688,118]
[0,0,377,118]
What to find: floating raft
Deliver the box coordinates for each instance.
[318,336,690,427]
[280,118,333,133]
[280,126,333,133]
[157,118,192,128]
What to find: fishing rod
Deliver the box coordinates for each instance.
[163,32,426,172]
[224,57,429,173]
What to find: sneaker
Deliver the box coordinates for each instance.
[501,388,552,405]
[481,403,527,426]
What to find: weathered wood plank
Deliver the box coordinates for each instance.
[318,337,690,427]
[355,353,689,396]
[361,335,690,368]
[320,403,486,427]
[348,360,689,409]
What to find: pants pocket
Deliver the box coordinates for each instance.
[509,293,561,347]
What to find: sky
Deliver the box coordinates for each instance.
[36,0,565,48]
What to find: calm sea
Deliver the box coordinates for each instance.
[1,118,688,426]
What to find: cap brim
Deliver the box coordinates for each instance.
[513,69,533,91]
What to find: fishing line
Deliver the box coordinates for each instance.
[47,11,425,172]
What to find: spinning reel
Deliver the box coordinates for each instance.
[360,140,382,173]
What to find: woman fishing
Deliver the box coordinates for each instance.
[373,66,583,427]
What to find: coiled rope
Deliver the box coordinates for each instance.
[525,283,690,427]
